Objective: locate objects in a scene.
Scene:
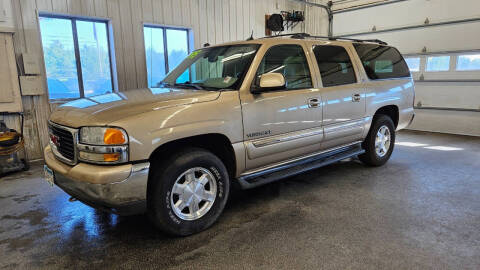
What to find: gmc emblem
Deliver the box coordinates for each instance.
[50,134,60,147]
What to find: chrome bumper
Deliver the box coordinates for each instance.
[53,162,149,215]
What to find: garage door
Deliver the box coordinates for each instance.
[332,0,480,136]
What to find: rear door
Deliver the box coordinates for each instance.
[240,43,323,171]
[310,42,367,150]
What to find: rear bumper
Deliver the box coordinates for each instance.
[44,145,149,215]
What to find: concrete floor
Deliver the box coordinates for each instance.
[0,130,479,269]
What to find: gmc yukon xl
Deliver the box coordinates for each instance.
[44,34,415,235]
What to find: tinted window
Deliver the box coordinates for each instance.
[354,44,410,80]
[313,45,356,87]
[255,45,312,90]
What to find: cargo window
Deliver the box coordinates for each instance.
[313,45,357,87]
[255,45,313,90]
[354,44,410,80]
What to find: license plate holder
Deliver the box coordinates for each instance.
[44,165,55,186]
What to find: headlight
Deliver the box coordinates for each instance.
[79,127,127,145]
[78,127,129,164]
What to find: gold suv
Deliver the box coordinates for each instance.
[44,33,415,235]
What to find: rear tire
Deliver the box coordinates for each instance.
[359,114,395,166]
[148,148,230,236]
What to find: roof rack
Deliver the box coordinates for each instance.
[261,33,388,45]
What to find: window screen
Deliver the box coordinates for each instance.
[354,44,410,80]
[313,45,356,87]
[255,45,312,90]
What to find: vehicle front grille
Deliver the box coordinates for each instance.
[48,123,76,164]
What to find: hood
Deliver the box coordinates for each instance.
[49,88,220,128]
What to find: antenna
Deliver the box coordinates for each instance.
[246,30,254,41]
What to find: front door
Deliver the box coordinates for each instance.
[240,43,322,171]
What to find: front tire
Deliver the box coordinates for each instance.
[359,114,396,166]
[148,148,230,236]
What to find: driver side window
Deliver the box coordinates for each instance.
[255,45,313,90]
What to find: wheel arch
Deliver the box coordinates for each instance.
[374,105,399,128]
[148,133,237,183]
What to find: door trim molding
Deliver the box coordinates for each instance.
[252,127,324,148]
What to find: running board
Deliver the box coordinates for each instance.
[237,143,365,189]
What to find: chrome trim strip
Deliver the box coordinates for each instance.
[48,121,79,166]
[77,144,129,164]
[241,141,363,176]
[131,162,150,173]
[252,127,324,148]
[77,144,128,154]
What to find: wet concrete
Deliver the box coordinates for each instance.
[0,130,479,269]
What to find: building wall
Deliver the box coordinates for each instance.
[4,0,306,161]
[304,0,329,36]
[331,0,480,136]
[0,0,15,31]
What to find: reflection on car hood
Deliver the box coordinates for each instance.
[49,88,220,128]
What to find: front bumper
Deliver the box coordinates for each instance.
[44,145,149,215]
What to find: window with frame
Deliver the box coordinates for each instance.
[405,57,420,72]
[39,16,113,100]
[354,43,410,80]
[426,56,450,72]
[313,45,357,87]
[456,54,480,71]
[255,45,312,90]
[144,26,189,87]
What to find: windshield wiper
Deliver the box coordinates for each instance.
[156,81,173,88]
[174,82,204,90]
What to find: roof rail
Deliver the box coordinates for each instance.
[259,33,310,39]
[260,32,388,45]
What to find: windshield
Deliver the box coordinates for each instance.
[160,44,260,90]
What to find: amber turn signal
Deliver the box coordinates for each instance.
[103,128,126,145]
[103,153,121,162]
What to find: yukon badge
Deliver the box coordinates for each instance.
[246,130,271,138]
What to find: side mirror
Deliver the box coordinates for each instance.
[251,73,286,94]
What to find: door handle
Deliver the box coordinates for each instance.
[352,94,361,102]
[307,98,321,108]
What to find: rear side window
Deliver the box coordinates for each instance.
[354,44,410,80]
[255,45,313,90]
[313,45,357,87]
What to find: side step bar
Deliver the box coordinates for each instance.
[237,143,365,189]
